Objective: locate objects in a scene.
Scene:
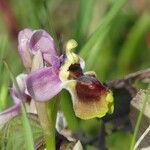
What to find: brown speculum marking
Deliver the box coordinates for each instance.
[76,75,107,102]
[67,63,108,102]
[68,63,83,79]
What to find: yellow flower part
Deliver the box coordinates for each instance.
[59,39,80,81]
[64,74,114,120]
[59,39,114,120]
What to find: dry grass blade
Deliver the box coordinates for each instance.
[134,125,150,150]
[130,85,150,150]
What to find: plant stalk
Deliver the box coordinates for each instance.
[35,97,58,150]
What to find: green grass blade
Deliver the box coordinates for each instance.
[42,0,60,51]
[93,44,113,81]
[0,83,9,111]
[0,36,8,111]
[21,104,35,150]
[0,35,7,74]
[4,62,35,150]
[75,0,96,48]
[85,27,110,69]
[17,0,40,28]
[79,0,127,68]
[117,13,150,77]
[130,85,150,150]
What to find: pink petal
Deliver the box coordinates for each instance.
[18,29,33,71]
[12,74,31,103]
[0,103,20,129]
[26,67,62,101]
[18,29,33,44]
[43,53,60,69]
[0,91,21,129]
[29,30,57,56]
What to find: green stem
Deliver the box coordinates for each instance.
[35,97,59,150]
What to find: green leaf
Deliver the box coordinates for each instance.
[17,0,40,28]
[75,0,96,48]
[42,0,60,50]
[117,13,150,77]
[106,132,133,150]
[0,35,7,74]
[60,90,79,131]
[80,119,100,136]
[4,62,35,150]
[21,104,35,150]
[0,114,43,150]
[0,36,9,111]
[79,0,127,69]
[0,83,9,111]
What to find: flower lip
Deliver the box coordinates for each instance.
[64,74,114,120]
[76,75,108,102]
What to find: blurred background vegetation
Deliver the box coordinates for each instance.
[0,0,150,149]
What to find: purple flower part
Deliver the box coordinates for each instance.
[18,29,33,71]
[0,93,20,129]
[12,74,31,104]
[18,29,33,47]
[29,30,57,56]
[43,53,60,69]
[26,67,62,101]
[12,88,31,104]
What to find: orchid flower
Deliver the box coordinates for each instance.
[17,28,114,120]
